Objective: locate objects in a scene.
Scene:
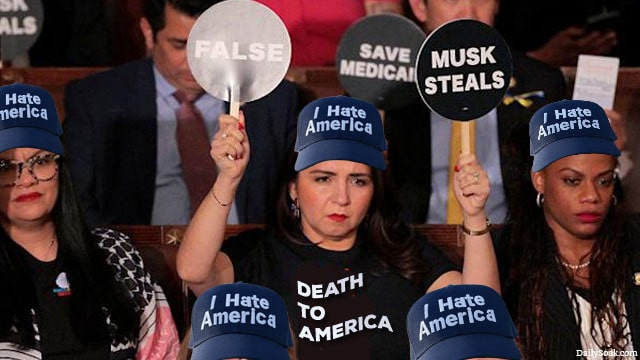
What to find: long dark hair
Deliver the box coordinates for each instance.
[271,148,432,284]
[504,155,632,358]
[0,156,138,347]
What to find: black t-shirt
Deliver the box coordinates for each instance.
[222,229,457,360]
[23,251,110,360]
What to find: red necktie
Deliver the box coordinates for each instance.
[174,90,217,215]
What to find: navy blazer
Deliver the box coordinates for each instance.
[63,58,299,225]
[384,52,567,223]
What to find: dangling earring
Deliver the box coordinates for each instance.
[290,198,300,219]
[612,194,618,206]
[536,192,544,207]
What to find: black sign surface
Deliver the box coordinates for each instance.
[415,19,512,121]
[336,14,424,110]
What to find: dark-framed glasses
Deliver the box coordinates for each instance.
[0,154,61,187]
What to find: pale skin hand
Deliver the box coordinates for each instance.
[455,154,500,292]
[176,112,248,296]
[426,153,501,293]
[527,26,617,67]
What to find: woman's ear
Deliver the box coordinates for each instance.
[531,170,545,194]
[288,181,297,201]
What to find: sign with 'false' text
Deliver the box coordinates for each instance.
[187,0,291,104]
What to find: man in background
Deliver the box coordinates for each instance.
[63,0,300,225]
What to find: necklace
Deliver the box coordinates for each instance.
[43,235,57,260]
[557,257,591,270]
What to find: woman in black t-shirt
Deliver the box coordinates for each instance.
[177,96,501,359]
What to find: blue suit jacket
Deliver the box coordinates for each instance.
[63,58,299,225]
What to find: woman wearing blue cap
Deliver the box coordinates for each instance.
[0,84,180,358]
[496,99,639,359]
[177,95,500,359]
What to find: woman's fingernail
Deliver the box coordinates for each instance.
[454,165,460,172]
[238,122,244,130]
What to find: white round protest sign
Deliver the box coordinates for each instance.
[187,0,291,108]
[415,19,512,121]
[336,14,424,110]
[0,0,44,61]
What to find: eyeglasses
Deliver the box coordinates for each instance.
[0,154,60,187]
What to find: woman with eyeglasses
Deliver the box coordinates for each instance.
[0,84,180,359]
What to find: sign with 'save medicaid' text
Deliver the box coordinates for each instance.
[187,0,291,108]
[336,13,425,110]
[415,19,512,121]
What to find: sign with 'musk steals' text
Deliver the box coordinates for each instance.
[336,13,425,110]
[186,0,291,116]
[0,0,43,61]
[415,19,512,121]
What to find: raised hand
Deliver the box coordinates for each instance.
[210,111,250,183]
[453,153,489,220]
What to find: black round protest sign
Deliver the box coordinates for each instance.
[336,14,424,110]
[0,0,43,61]
[415,19,512,121]
[187,0,291,103]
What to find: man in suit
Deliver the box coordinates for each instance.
[63,0,299,225]
[384,0,568,224]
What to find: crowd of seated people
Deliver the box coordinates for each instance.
[1,0,639,359]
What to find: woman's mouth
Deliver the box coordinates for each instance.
[16,192,42,202]
[576,212,602,223]
[328,214,347,222]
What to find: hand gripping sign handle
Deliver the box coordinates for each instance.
[446,119,475,224]
[229,83,241,118]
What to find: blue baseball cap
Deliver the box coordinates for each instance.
[294,95,387,171]
[190,282,293,360]
[407,284,521,360]
[0,84,63,155]
[530,99,619,171]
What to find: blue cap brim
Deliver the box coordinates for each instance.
[190,332,290,360]
[415,333,521,360]
[532,136,620,172]
[0,126,63,155]
[295,138,386,171]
